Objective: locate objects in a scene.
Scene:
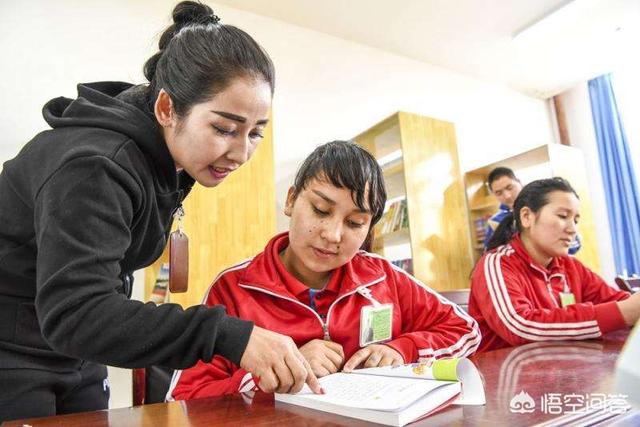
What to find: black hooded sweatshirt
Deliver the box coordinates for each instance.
[0,82,253,372]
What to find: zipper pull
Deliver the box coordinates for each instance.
[322,323,330,341]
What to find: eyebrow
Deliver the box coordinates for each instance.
[211,110,269,126]
[556,207,579,216]
[312,189,371,214]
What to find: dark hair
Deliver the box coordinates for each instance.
[144,1,275,117]
[486,177,579,251]
[291,141,387,227]
[487,167,518,191]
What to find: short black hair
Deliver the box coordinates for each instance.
[144,1,275,117]
[291,141,387,226]
[487,167,518,190]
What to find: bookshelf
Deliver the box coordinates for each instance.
[464,143,601,273]
[354,112,473,291]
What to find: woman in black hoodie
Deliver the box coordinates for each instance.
[0,1,319,421]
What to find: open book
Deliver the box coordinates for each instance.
[275,358,485,426]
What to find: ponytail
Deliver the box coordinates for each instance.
[486,212,516,251]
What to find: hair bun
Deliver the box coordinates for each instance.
[173,1,219,29]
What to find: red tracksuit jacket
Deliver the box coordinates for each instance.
[469,234,629,352]
[168,232,481,400]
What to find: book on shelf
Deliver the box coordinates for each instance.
[275,357,485,427]
[149,263,170,304]
[473,214,491,245]
[375,199,408,236]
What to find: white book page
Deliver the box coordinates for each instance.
[355,359,486,405]
[356,364,438,380]
[290,372,451,412]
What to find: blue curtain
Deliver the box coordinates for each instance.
[588,74,640,276]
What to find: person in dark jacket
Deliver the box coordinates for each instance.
[0,1,319,421]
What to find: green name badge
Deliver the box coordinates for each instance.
[559,291,576,307]
[359,304,393,347]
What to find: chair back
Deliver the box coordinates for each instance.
[132,366,174,405]
[614,276,640,293]
[440,289,471,312]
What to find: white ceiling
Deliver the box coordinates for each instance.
[215,0,640,98]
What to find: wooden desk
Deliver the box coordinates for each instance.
[5,331,631,427]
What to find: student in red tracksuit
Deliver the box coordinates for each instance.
[469,177,640,353]
[168,141,481,400]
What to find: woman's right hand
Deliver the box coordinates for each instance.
[239,325,322,394]
[617,292,640,327]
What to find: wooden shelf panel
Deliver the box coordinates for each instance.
[385,172,406,201]
[373,227,410,249]
[356,112,473,291]
[466,145,550,176]
[355,114,402,159]
[470,197,498,211]
[382,160,404,177]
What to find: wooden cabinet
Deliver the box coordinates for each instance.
[464,143,601,273]
[143,118,276,307]
[354,112,473,291]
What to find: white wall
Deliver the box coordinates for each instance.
[559,84,616,281]
[0,0,554,227]
[0,0,555,408]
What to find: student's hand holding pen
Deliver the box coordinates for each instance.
[240,326,323,394]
